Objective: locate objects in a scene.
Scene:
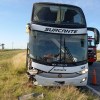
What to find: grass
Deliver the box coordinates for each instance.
[0,49,25,60]
[97,51,100,61]
[97,50,100,53]
[0,50,99,100]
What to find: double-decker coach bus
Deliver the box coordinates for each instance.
[26,2,99,86]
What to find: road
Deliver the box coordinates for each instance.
[88,62,100,94]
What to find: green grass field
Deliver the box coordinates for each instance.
[0,50,99,100]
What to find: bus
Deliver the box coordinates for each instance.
[26,2,99,86]
[88,36,97,65]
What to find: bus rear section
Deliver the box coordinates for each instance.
[26,2,99,86]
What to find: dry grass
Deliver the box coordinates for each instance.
[0,50,99,100]
[0,50,27,100]
[0,50,25,61]
[46,86,88,100]
[12,52,26,68]
[97,52,100,61]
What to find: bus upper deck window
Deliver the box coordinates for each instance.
[33,4,86,25]
[37,7,51,21]
[63,10,74,23]
[34,6,57,23]
[63,9,81,24]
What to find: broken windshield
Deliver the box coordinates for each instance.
[33,4,86,25]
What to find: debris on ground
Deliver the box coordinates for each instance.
[18,92,44,100]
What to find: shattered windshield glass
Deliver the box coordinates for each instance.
[33,4,86,25]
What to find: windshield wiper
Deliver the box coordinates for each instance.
[63,38,75,63]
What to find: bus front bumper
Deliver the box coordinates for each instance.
[34,73,88,86]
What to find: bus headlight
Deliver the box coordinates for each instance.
[80,77,87,83]
[77,68,88,74]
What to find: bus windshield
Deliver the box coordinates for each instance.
[33,4,86,25]
[29,31,87,65]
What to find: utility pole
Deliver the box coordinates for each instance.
[0,44,5,50]
[2,44,4,49]
[12,42,13,49]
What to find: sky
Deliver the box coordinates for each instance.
[0,0,100,49]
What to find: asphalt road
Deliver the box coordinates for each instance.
[88,62,100,92]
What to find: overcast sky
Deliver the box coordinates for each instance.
[0,0,100,49]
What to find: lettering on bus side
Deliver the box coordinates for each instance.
[44,28,78,34]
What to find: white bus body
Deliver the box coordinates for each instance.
[26,2,99,86]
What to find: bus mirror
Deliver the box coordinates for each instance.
[26,23,31,33]
[87,27,99,44]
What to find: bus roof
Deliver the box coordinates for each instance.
[33,2,82,10]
